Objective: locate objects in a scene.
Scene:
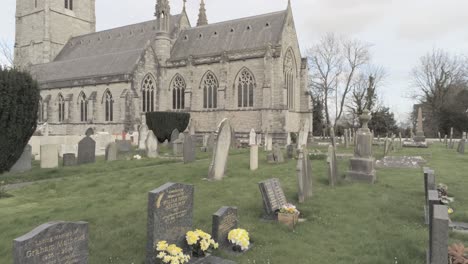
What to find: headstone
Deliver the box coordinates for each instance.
[183,135,196,163]
[189,119,196,135]
[383,137,389,156]
[347,109,376,184]
[10,144,32,173]
[208,119,232,180]
[146,183,194,264]
[344,129,349,148]
[40,144,58,169]
[256,134,262,146]
[438,132,442,143]
[268,143,284,164]
[297,119,310,149]
[444,135,448,147]
[170,129,180,143]
[449,127,454,149]
[85,127,94,137]
[250,145,258,171]
[249,129,256,146]
[212,206,238,248]
[139,124,149,150]
[146,130,159,158]
[428,205,449,264]
[13,221,88,264]
[63,153,77,167]
[265,132,273,151]
[427,190,440,227]
[286,132,292,146]
[258,178,287,219]
[423,168,435,206]
[230,126,238,148]
[297,148,313,203]
[203,134,209,147]
[116,140,132,153]
[286,144,295,159]
[173,139,184,156]
[105,142,118,161]
[77,136,96,165]
[327,145,338,186]
[457,139,465,154]
[414,107,426,142]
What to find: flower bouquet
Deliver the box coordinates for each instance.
[154,241,190,264]
[277,203,300,229]
[228,228,250,252]
[185,229,218,258]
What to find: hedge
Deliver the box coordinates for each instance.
[146,112,190,143]
[0,67,40,173]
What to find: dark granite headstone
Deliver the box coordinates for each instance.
[105,142,118,161]
[63,153,77,167]
[428,205,449,264]
[116,140,132,153]
[77,136,96,165]
[13,221,88,264]
[183,135,196,164]
[10,144,32,173]
[147,183,194,264]
[258,178,287,219]
[212,207,238,248]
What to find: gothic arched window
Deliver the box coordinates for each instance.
[79,92,88,122]
[284,49,297,109]
[171,74,186,110]
[104,90,113,122]
[142,74,155,113]
[58,94,65,122]
[201,71,218,109]
[235,68,255,108]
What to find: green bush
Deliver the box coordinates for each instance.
[0,67,40,174]
[146,112,190,143]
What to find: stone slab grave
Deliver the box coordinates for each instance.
[208,119,232,181]
[105,142,118,161]
[139,124,149,150]
[77,136,96,165]
[40,144,58,169]
[13,221,88,264]
[116,140,132,153]
[427,205,449,264]
[10,144,32,173]
[147,182,194,264]
[146,130,159,158]
[212,206,238,248]
[297,149,313,203]
[183,135,196,163]
[63,153,77,166]
[403,141,428,148]
[250,145,258,171]
[258,178,287,220]
[375,156,427,169]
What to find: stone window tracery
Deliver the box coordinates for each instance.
[79,92,88,122]
[236,68,255,108]
[142,74,155,113]
[202,72,218,109]
[284,50,296,109]
[104,90,113,122]
[58,94,65,122]
[172,75,186,110]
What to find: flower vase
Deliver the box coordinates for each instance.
[277,212,299,229]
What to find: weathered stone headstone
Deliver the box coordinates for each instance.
[347,109,376,184]
[438,132,442,143]
[40,144,58,169]
[146,130,159,158]
[77,136,96,165]
[147,183,194,264]
[256,134,262,146]
[250,145,258,171]
[10,144,32,173]
[297,148,313,203]
[212,206,238,248]
[286,132,292,146]
[105,142,118,161]
[414,106,426,142]
[13,221,88,264]
[207,133,215,151]
[170,129,180,143]
[286,144,295,159]
[230,126,238,148]
[183,135,196,163]
[457,139,465,154]
[63,153,77,167]
[297,119,310,149]
[449,127,454,149]
[268,143,284,164]
[116,140,132,153]
[344,129,349,148]
[188,119,196,135]
[383,137,389,156]
[208,119,232,180]
[327,145,338,186]
[428,205,449,264]
[258,178,287,219]
[173,139,184,156]
[423,168,435,207]
[427,190,440,227]
[139,124,149,150]
[265,132,273,151]
[249,129,256,146]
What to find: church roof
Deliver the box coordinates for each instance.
[170,10,287,60]
[30,14,182,88]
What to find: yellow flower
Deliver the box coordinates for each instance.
[167,244,182,256]
[213,242,219,249]
[448,208,454,214]
[186,231,199,245]
[156,241,168,251]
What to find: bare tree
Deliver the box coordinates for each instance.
[0,39,14,67]
[308,33,371,129]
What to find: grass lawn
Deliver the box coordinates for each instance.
[1,142,467,263]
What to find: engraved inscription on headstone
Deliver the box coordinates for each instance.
[146,183,194,264]
[258,178,287,218]
[212,206,238,248]
[13,221,88,264]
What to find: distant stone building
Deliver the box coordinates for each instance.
[15,0,312,139]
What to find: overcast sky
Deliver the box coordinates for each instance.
[2,0,468,122]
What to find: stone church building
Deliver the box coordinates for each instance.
[15,0,312,138]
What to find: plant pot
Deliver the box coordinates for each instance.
[278,212,299,229]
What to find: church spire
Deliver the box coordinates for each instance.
[182,0,187,13]
[155,0,171,33]
[197,0,208,26]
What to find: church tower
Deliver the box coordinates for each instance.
[14,0,96,68]
[154,0,172,64]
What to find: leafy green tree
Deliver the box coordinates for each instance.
[369,107,399,136]
[0,67,40,173]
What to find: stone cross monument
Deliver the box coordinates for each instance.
[346,109,376,184]
[414,106,426,142]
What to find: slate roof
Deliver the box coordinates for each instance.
[31,14,182,87]
[170,10,287,60]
